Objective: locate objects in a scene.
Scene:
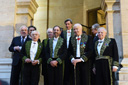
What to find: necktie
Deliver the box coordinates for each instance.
[21,37,24,46]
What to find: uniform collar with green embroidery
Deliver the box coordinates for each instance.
[95,37,111,56]
[49,37,63,58]
[71,33,88,56]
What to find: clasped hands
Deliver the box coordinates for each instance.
[50,60,58,67]
[25,58,38,65]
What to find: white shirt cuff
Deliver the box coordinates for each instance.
[37,60,40,64]
[19,46,22,50]
[80,58,84,62]
[71,58,75,63]
[113,66,118,69]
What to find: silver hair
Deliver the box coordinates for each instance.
[19,25,28,31]
[92,23,100,30]
[31,30,40,36]
[98,27,107,33]
[73,23,82,29]
[47,28,53,33]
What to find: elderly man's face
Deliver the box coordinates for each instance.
[73,26,82,36]
[47,30,53,38]
[53,27,61,38]
[20,27,28,37]
[31,32,39,41]
[29,27,35,36]
[65,21,72,30]
[98,29,106,40]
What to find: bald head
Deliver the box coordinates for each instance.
[73,23,82,36]
[97,27,107,40]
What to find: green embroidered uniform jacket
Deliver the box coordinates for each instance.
[94,38,119,67]
[21,40,43,64]
[68,34,93,62]
[46,37,67,64]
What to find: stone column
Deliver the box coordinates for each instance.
[101,0,116,38]
[0,0,38,84]
[119,0,128,84]
[34,0,48,41]
[14,0,38,36]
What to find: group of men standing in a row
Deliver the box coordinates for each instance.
[9,18,119,85]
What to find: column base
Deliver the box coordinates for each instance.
[0,58,12,84]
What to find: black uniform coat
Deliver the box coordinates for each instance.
[94,37,119,85]
[42,38,49,85]
[63,29,74,85]
[21,40,43,85]
[46,37,67,85]
[68,33,93,85]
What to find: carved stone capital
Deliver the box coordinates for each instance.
[16,0,38,18]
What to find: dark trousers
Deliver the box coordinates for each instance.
[63,57,72,85]
[95,59,112,85]
[47,64,63,85]
[71,62,90,85]
[22,63,40,85]
[90,60,95,85]
[42,59,48,85]
[10,60,22,85]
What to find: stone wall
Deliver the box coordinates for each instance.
[0,0,15,83]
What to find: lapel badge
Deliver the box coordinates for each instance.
[104,43,109,46]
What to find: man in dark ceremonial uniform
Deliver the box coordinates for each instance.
[63,19,74,85]
[21,31,43,85]
[42,28,53,85]
[9,25,31,85]
[68,23,93,85]
[93,27,119,85]
[46,26,67,85]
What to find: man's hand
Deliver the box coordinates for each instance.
[113,67,118,72]
[32,60,39,66]
[25,58,31,63]
[92,67,96,74]
[14,46,21,52]
[50,60,58,67]
[72,59,82,67]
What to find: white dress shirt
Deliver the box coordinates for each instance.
[30,41,38,61]
[67,29,71,48]
[76,36,81,57]
[52,37,59,58]
[71,36,84,62]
